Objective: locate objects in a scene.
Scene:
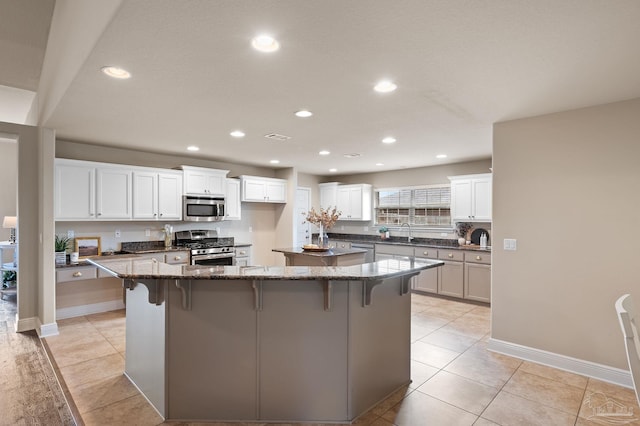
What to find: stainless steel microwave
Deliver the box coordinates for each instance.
[183,195,225,222]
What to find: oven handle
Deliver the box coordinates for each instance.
[192,252,235,262]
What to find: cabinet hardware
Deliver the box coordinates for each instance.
[73,272,82,277]
[476,256,481,261]
[174,256,181,261]
[448,253,453,258]
[423,251,429,256]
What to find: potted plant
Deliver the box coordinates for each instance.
[378,226,389,240]
[303,206,341,248]
[55,235,70,265]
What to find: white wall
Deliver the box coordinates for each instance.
[492,98,640,371]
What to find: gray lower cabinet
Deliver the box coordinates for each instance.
[413,248,438,293]
[437,250,464,298]
[464,252,491,303]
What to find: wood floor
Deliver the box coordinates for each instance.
[0,294,75,425]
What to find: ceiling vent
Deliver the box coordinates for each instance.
[343,153,362,158]
[264,133,292,141]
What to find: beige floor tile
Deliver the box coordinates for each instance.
[439,317,490,339]
[71,373,139,414]
[482,391,577,426]
[444,346,521,388]
[49,337,119,368]
[59,352,125,388]
[409,360,439,389]
[370,385,414,417]
[472,418,500,425]
[502,369,585,415]
[381,390,477,426]
[411,323,437,342]
[368,417,396,426]
[411,312,450,329]
[417,370,500,415]
[518,361,588,389]
[411,340,460,369]
[81,393,163,425]
[577,380,640,424]
[351,409,383,425]
[419,329,480,352]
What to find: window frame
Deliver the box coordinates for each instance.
[374,184,454,231]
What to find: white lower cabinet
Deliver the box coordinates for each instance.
[235,246,251,266]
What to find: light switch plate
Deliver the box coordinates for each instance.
[503,238,517,251]
[115,229,121,238]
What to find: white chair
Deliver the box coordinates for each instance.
[615,294,640,405]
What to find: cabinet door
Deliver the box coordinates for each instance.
[184,170,209,194]
[243,179,266,201]
[464,262,491,303]
[346,187,363,219]
[265,181,286,203]
[438,261,464,298]
[451,180,473,221]
[336,188,351,218]
[413,265,438,293]
[225,179,241,220]
[133,171,158,219]
[96,168,133,219]
[472,177,492,221]
[319,184,338,210]
[158,173,182,220]
[55,163,95,220]
[207,173,226,195]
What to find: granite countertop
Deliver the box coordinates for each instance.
[272,247,367,257]
[235,242,252,247]
[88,256,443,281]
[121,246,190,254]
[326,233,491,252]
[377,241,492,252]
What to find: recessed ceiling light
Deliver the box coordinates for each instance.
[101,66,131,79]
[251,34,280,52]
[374,80,397,93]
[436,154,447,159]
[376,163,384,166]
[343,153,362,158]
[230,130,245,138]
[187,146,200,152]
[295,110,313,118]
[319,150,330,155]
[382,137,396,144]
[329,168,337,173]
[270,159,280,164]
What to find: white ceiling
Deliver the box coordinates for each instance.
[3,0,640,175]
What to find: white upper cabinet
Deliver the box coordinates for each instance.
[319,182,339,210]
[225,178,241,220]
[240,175,287,203]
[181,165,229,195]
[55,159,133,221]
[133,170,183,220]
[449,173,492,222]
[336,184,372,221]
[55,160,96,220]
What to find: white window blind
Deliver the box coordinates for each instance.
[375,185,451,227]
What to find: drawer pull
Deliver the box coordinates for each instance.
[73,272,82,277]
[476,255,481,261]
[423,251,429,256]
[239,250,246,255]
[448,253,453,258]
[174,256,181,261]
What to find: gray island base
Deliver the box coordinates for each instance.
[89,257,443,423]
[273,246,367,266]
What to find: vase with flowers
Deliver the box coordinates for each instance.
[303,206,341,248]
[455,222,473,246]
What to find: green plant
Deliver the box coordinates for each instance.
[2,270,16,287]
[378,226,388,233]
[55,235,70,252]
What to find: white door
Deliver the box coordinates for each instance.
[295,187,311,247]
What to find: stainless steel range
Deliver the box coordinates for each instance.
[175,230,235,266]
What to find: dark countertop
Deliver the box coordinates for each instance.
[235,242,252,247]
[272,247,367,257]
[375,241,491,252]
[121,246,190,254]
[88,256,443,281]
[326,233,491,252]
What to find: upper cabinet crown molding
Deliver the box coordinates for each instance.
[180,165,229,196]
[448,173,492,222]
[239,175,287,203]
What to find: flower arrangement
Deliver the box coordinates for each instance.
[303,206,341,229]
[455,222,473,238]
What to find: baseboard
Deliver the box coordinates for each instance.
[37,320,59,338]
[15,316,38,333]
[56,300,125,320]
[487,338,633,389]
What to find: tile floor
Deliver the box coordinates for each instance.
[43,293,640,426]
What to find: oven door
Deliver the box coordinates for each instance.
[191,253,235,266]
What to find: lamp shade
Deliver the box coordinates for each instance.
[2,216,17,228]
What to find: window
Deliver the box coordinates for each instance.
[375,185,451,228]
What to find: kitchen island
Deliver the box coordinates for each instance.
[89,256,443,423]
[272,246,367,266]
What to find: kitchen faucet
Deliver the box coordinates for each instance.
[400,223,413,242]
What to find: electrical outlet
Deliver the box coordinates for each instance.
[67,230,74,239]
[115,229,121,238]
[503,238,517,251]
[145,229,151,237]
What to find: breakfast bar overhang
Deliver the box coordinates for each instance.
[89,256,443,423]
